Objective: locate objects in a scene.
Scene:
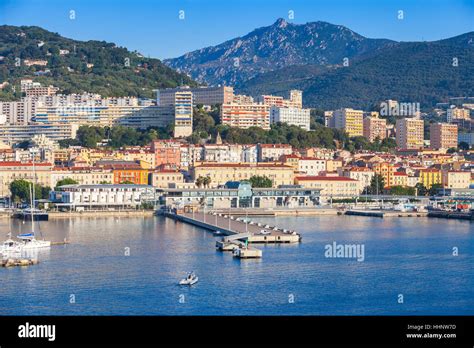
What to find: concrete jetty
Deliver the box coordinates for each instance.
[164,208,301,258]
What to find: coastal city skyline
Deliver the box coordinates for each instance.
[1,1,473,346]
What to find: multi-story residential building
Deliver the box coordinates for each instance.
[25,85,59,97]
[447,107,470,123]
[34,104,175,129]
[150,140,182,168]
[294,176,359,199]
[363,115,387,142]
[173,91,193,137]
[407,176,420,187]
[340,167,375,192]
[441,170,470,189]
[326,158,344,173]
[232,94,254,104]
[179,144,204,169]
[157,86,234,106]
[120,149,156,168]
[281,154,300,170]
[288,90,303,108]
[50,167,114,187]
[332,108,364,137]
[418,168,442,189]
[392,172,408,187]
[395,118,424,149]
[0,162,53,195]
[193,163,295,187]
[95,161,149,185]
[430,123,458,150]
[301,147,336,160]
[0,123,78,145]
[0,100,37,124]
[20,79,41,92]
[257,144,293,162]
[149,170,184,188]
[203,144,243,163]
[371,162,396,188]
[270,106,310,131]
[242,145,258,163]
[257,90,303,108]
[324,111,335,128]
[297,157,326,176]
[220,103,270,129]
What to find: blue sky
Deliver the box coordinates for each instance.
[1,0,473,59]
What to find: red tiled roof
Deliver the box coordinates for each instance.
[259,144,292,149]
[295,176,357,181]
[0,161,52,166]
[196,163,292,169]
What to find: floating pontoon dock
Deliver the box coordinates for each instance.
[163,208,301,258]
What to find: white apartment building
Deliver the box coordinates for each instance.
[298,158,327,176]
[203,144,243,163]
[270,106,310,131]
[242,145,258,163]
[0,100,37,125]
[257,144,293,162]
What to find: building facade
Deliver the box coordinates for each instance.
[333,108,364,137]
[270,106,310,131]
[430,123,458,150]
[396,118,424,149]
[193,163,295,187]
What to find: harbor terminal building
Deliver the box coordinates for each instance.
[157,181,321,209]
[49,182,321,211]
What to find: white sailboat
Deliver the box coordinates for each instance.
[0,232,22,255]
[16,168,51,250]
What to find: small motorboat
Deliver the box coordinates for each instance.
[179,272,199,285]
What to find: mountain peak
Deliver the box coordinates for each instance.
[164,19,395,86]
[273,18,288,29]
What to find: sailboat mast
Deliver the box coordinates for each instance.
[29,183,34,234]
[31,150,36,210]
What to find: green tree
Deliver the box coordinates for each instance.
[202,176,211,188]
[366,174,385,195]
[55,178,79,189]
[389,185,416,196]
[248,175,273,188]
[9,180,50,202]
[10,179,31,203]
[195,176,205,188]
[428,183,443,196]
[415,183,428,196]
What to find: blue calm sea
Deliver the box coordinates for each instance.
[0,215,473,315]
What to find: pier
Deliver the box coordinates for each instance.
[163,208,301,258]
[345,210,428,218]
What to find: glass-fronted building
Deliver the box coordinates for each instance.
[158,181,321,209]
